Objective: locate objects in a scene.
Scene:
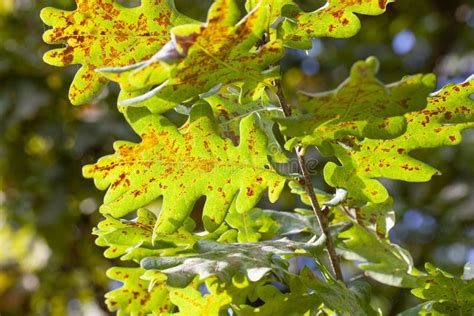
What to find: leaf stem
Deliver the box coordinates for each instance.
[275,80,344,281]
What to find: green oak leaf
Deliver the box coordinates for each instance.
[290,180,394,237]
[206,92,288,163]
[102,0,283,113]
[94,209,227,261]
[225,207,321,242]
[279,57,436,150]
[411,263,474,315]
[281,0,394,49]
[94,208,156,261]
[141,238,325,287]
[225,207,277,242]
[224,275,269,307]
[325,77,474,204]
[331,200,418,288]
[245,0,294,33]
[105,267,170,316]
[291,182,417,287]
[300,267,377,316]
[83,104,286,235]
[163,281,232,316]
[235,276,320,315]
[40,0,193,105]
[236,270,376,315]
[396,302,435,316]
[353,198,395,238]
[144,272,271,310]
[338,220,418,288]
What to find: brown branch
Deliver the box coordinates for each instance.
[275,80,344,281]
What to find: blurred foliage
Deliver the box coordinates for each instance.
[0,0,472,315]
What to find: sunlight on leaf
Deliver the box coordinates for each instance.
[105,267,170,315]
[84,104,286,235]
[281,0,394,48]
[101,0,283,113]
[410,263,474,315]
[325,77,474,204]
[41,0,194,105]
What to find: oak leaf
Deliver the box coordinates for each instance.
[325,78,474,203]
[83,104,286,235]
[102,0,283,113]
[281,0,394,48]
[41,0,193,105]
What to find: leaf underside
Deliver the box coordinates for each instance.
[140,238,324,287]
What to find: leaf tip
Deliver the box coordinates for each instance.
[39,7,54,25]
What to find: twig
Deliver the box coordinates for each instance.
[275,80,344,281]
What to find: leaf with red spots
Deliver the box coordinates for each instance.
[206,91,288,163]
[409,263,474,315]
[40,0,194,105]
[161,281,232,316]
[245,0,294,32]
[94,208,156,261]
[83,103,286,235]
[325,77,474,204]
[280,0,394,49]
[279,57,436,151]
[101,0,283,113]
[105,267,170,315]
[141,238,324,287]
[94,209,228,262]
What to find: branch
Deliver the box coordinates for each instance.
[275,80,344,281]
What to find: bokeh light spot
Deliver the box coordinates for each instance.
[392,30,416,55]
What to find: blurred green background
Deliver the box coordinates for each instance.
[0,0,473,315]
